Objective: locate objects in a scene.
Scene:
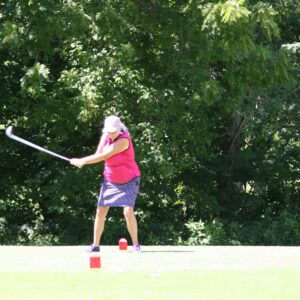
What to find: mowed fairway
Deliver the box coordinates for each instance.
[0,246,299,300]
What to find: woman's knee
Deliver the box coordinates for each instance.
[96,206,109,219]
[123,207,134,219]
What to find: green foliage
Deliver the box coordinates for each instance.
[21,63,50,98]
[185,218,228,246]
[0,0,299,246]
[0,217,10,244]
[230,209,300,245]
[220,0,251,24]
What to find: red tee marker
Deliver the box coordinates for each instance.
[90,256,101,269]
[119,238,128,250]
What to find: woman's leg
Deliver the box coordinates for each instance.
[93,206,110,245]
[123,207,139,245]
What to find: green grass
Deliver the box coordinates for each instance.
[1,269,300,300]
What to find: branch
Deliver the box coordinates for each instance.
[229,116,246,152]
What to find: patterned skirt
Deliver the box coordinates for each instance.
[97,177,140,207]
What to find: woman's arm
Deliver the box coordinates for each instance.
[70,138,129,168]
[96,132,108,154]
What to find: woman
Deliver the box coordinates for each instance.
[70,115,141,252]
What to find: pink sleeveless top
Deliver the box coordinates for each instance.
[103,131,141,183]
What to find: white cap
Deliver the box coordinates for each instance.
[102,115,122,133]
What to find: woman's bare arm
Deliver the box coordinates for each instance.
[70,138,129,168]
[96,132,108,154]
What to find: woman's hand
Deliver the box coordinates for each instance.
[70,158,86,168]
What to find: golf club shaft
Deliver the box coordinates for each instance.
[9,134,70,162]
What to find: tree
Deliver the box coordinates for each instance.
[0,0,299,245]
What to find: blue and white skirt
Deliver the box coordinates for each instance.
[97,177,140,207]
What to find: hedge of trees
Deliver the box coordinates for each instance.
[0,0,299,246]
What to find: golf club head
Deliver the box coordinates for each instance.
[5,126,13,137]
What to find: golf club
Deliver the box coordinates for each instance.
[5,126,70,162]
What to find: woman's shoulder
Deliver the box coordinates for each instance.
[120,131,130,138]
